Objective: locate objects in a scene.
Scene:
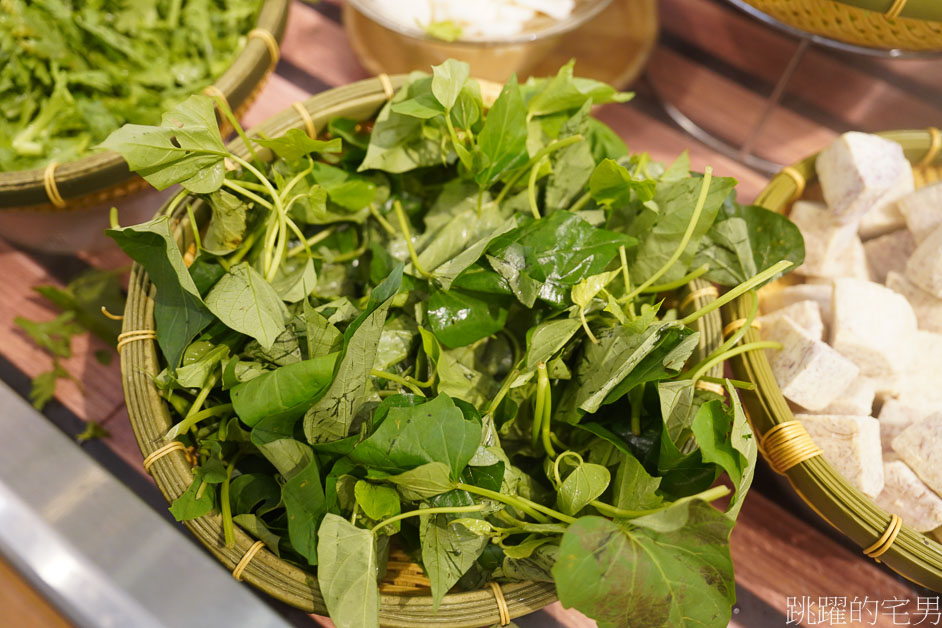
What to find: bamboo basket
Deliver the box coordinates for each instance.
[740,0,942,50]
[723,128,942,592]
[0,0,290,213]
[119,74,727,625]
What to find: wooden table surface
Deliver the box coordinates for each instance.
[2,1,940,626]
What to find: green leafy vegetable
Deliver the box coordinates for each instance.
[0,0,262,172]
[104,61,806,628]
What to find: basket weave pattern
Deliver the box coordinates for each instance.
[745,0,942,50]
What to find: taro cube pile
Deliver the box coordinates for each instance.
[760,132,942,536]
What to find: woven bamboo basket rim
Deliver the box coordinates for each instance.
[119,74,727,625]
[740,0,942,51]
[722,128,942,592]
[0,0,290,213]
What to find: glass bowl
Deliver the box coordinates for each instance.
[343,0,614,83]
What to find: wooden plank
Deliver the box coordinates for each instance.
[647,46,838,167]
[0,554,73,628]
[661,0,942,132]
[0,239,124,423]
[731,490,917,628]
[593,103,770,201]
[281,2,368,87]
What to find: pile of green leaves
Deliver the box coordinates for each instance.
[103,60,804,628]
[0,0,261,172]
[14,268,124,409]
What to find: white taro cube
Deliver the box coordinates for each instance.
[858,162,913,240]
[886,272,942,334]
[875,460,942,533]
[789,201,859,278]
[885,331,942,406]
[892,413,942,497]
[764,316,859,411]
[863,230,915,284]
[829,278,917,376]
[878,397,934,452]
[813,377,874,417]
[905,223,942,299]
[758,300,824,341]
[816,132,912,224]
[897,182,942,244]
[760,283,834,326]
[796,414,884,497]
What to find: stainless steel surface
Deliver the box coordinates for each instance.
[0,379,290,628]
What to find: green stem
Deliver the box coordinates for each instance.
[531,363,547,450]
[691,291,759,375]
[220,452,242,548]
[624,168,714,303]
[569,191,592,213]
[629,385,643,437]
[279,159,315,203]
[700,375,756,391]
[486,364,521,418]
[679,260,792,326]
[456,483,574,524]
[185,202,202,252]
[228,228,260,265]
[371,504,485,534]
[591,485,730,519]
[394,200,433,278]
[494,135,584,205]
[527,156,546,220]
[641,264,710,294]
[206,92,259,163]
[687,341,781,383]
[163,187,190,218]
[224,180,273,210]
[369,203,397,236]
[287,227,334,259]
[617,245,635,319]
[227,154,288,281]
[165,374,220,440]
[371,369,426,396]
[579,307,598,344]
[540,367,556,459]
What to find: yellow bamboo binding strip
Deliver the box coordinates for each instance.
[760,420,822,474]
[780,166,806,203]
[292,102,316,138]
[203,85,231,113]
[918,127,941,168]
[378,73,395,100]
[884,0,908,19]
[116,330,158,352]
[863,514,902,562]
[722,318,762,338]
[248,28,279,70]
[43,161,66,209]
[695,380,726,396]
[142,441,186,473]
[233,540,266,581]
[488,581,511,626]
[679,286,719,311]
[101,306,124,321]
